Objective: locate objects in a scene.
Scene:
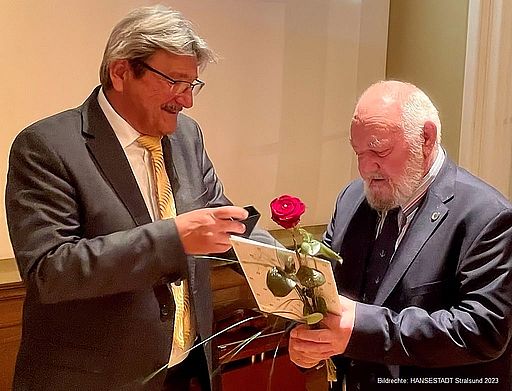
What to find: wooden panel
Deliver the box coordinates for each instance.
[0,282,25,391]
[221,353,306,391]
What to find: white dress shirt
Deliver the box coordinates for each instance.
[97,89,159,222]
[97,89,192,367]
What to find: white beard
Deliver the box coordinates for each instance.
[364,152,424,212]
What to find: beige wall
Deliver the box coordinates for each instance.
[0,0,389,261]
[386,0,469,161]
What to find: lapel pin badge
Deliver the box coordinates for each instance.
[431,211,440,222]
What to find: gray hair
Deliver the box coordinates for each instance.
[99,5,217,89]
[401,87,442,148]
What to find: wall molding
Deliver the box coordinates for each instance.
[460,0,512,198]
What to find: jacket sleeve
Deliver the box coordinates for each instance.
[5,127,188,304]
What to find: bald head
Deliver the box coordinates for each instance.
[349,80,441,211]
[353,80,441,145]
[353,81,417,127]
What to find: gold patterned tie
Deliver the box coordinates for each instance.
[137,135,191,350]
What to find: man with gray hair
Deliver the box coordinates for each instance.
[288,80,512,390]
[6,5,271,390]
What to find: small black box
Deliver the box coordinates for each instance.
[239,205,260,238]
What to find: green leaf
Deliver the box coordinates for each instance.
[319,242,343,261]
[300,240,321,256]
[304,312,324,325]
[266,266,296,297]
[315,296,328,315]
[296,266,326,288]
[299,235,342,263]
[298,228,313,242]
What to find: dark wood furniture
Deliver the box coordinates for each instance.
[211,261,305,389]
[0,281,25,391]
[212,307,307,391]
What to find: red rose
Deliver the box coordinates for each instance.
[270,195,306,229]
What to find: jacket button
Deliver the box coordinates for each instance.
[160,305,169,316]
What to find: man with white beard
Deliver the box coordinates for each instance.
[288,80,512,390]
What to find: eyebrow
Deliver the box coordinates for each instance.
[171,72,198,81]
[351,138,392,153]
[141,62,198,82]
[368,138,384,148]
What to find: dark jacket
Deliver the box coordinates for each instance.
[325,158,512,390]
[6,87,263,390]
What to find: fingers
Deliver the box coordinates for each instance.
[288,313,350,365]
[289,333,333,367]
[288,347,321,369]
[209,206,249,236]
[211,215,246,235]
[175,206,248,255]
[289,333,320,368]
[291,325,334,343]
[290,339,337,358]
[211,205,249,221]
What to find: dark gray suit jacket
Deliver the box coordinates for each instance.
[6,87,268,390]
[324,158,512,390]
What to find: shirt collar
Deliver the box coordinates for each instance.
[97,88,142,148]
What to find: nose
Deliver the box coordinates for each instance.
[358,155,380,176]
[175,89,194,109]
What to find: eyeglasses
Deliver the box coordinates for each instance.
[139,62,205,96]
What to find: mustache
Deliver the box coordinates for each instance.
[365,173,388,181]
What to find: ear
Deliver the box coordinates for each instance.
[109,59,131,92]
[422,120,437,159]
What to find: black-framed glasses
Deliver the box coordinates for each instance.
[139,62,205,96]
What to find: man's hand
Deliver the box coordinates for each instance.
[175,206,248,254]
[288,295,356,368]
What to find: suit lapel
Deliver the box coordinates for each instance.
[374,196,448,305]
[162,135,181,205]
[374,158,456,305]
[81,88,151,226]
